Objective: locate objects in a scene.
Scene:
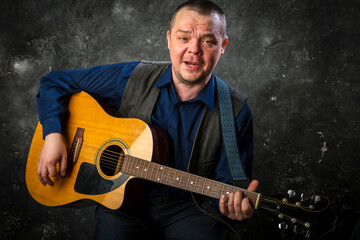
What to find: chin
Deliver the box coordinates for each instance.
[180,73,207,85]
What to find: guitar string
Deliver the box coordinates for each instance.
[76,146,274,204]
[127,157,259,202]
[70,142,329,209]
[66,142,260,202]
[257,194,330,213]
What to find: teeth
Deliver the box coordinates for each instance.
[186,62,197,67]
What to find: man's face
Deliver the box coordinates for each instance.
[167,8,228,86]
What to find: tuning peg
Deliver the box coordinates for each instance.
[278,222,288,230]
[301,193,305,201]
[311,195,321,203]
[287,189,296,198]
[305,230,311,238]
[293,225,297,233]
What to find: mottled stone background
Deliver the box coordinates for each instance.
[0,0,359,239]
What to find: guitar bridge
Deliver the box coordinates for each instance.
[67,127,85,173]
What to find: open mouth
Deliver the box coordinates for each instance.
[185,61,200,68]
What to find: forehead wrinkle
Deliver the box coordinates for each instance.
[176,29,191,34]
[175,29,217,39]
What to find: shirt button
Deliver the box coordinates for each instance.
[170,125,174,129]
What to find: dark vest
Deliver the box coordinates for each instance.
[119,60,247,239]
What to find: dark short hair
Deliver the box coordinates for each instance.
[169,0,227,40]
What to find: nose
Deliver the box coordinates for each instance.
[188,40,201,55]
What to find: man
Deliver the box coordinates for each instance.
[36,1,259,239]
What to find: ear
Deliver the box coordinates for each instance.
[221,37,229,55]
[167,30,171,50]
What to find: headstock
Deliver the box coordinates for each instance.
[258,190,336,238]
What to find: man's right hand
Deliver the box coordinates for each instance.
[37,133,68,186]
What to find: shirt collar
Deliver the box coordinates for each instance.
[153,65,215,112]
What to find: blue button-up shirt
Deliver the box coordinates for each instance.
[36,61,253,197]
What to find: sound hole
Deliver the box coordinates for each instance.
[99,145,124,177]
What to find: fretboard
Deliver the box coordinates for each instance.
[122,155,260,208]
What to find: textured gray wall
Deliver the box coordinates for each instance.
[1,0,359,239]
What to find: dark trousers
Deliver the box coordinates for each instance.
[94,194,230,240]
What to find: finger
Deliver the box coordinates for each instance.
[227,192,235,215]
[59,155,67,177]
[241,197,254,218]
[219,194,229,215]
[233,191,243,217]
[37,160,46,186]
[40,164,54,186]
[48,161,58,177]
[247,179,259,191]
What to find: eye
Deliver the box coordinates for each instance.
[203,40,215,45]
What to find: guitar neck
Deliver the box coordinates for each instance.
[122,155,260,208]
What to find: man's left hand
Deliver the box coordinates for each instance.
[219,180,259,221]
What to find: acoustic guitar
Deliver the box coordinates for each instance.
[26,91,335,238]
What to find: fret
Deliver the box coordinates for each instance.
[194,177,203,194]
[171,169,179,187]
[136,158,143,176]
[134,157,141,175]
[142,160,149,179]
[124,155,129,173]
[128,156,135,175]
[149,161,155,181]
[171,169,176,186]
[221,184,225,197]
[193,176,198,191]
[140,159,147,177]
[160,165,165,182]
[153,162,159,182]
[124,155,130,172]
[179,171,185,189]
[121,155,127,172]
[180,171,184,188]
[165,166,171,184]
[210,180,216,198]
[201,178,206,194]
[185,174,190,190]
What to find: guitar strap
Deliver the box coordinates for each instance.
[215,75,249,184]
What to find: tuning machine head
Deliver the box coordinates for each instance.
[311,195,321,203]
[278,222,288,230]
[287,189,296,198]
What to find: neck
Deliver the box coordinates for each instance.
[174,82,206,101]
[172,73,211,102]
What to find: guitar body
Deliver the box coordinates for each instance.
[26,91,157,210]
